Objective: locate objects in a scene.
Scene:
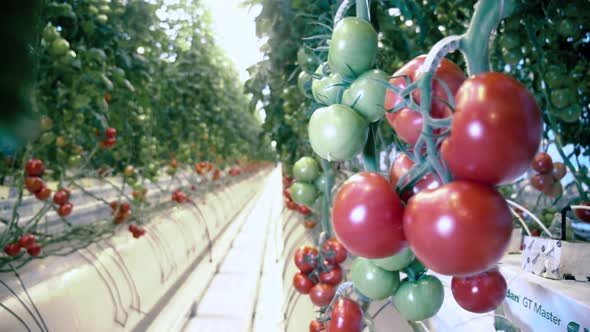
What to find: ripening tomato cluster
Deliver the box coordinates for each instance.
[172,189,190,204]
[54,188,74,217]
[530,152,566,197]
[3,234,41,257]
[194,161,214,175]
[97,127,117,149]
[292,238,347,308]
[24,159,53,201]
[228,168,242,177]
[166,158,178,176]
[111,201,132,224]
[128,224,146,239]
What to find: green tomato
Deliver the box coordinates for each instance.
[342,69,388,122]
[544,68,566,89]
[555,104,582,123]
[96,14,108,24]
[42,25,60,42]
[311,64,346,105]
[551,88,576,109]
[314,173,327,192]
[49,38,70,57]
[88,5,99,15]
[297,71,313,98]
[308,104,368,161]
[290,182,318,206]
[370,247,415,271]
[293,156,320,182]
[328,17,377,78]
[352,258,400,300]
[297,47,318,72]
[68,155,82,167]
[392,275,444,321]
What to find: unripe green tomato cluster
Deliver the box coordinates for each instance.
[289,156,325,207]
[307,17,389,162]
[350,247,444,321]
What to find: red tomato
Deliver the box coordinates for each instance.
[575,202,590,223]
[53,189,69,205]
[286,200,297,210]
[319,264,343,285]
[532,152,553,174]
[283,188,292,201]
[120,202,131,213]
[35,186,52,201]
[332,172,405,258]
[294,246,319,273]
[441,72,542,185]
[26,243,41,257]
[4,243,21,257]
[105,127,117,138]
[389,153,441,201]
[25,176,43,193]
[25,159,45,176]
[403,181,512,276]
[293,272,316,294]
[309,283,336,307]
[309,319,325,332]
[321,238,348,264]
[304,220,317,229]
[530,173,554,192]
[329,297,364,332]
[58,203,73,217]
[18,234,36,249]
[384,55,465,145]
[298,205,312,215]
[451,269,507,313]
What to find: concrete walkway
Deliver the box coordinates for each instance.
[181,167,286,332]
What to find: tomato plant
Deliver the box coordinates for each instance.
[404,181,512,276]
[332,172,405,258]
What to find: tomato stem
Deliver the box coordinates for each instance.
[356,0,370,22]
[460,0,515,76]
[362,122,379,173]
[320,159,333,238]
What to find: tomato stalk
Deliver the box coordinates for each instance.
[460,0,516,76]
[362,122,379,173]
[320,159,333,238]
[355,0,370,22]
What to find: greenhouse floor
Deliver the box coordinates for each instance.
[181,167,285,332]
